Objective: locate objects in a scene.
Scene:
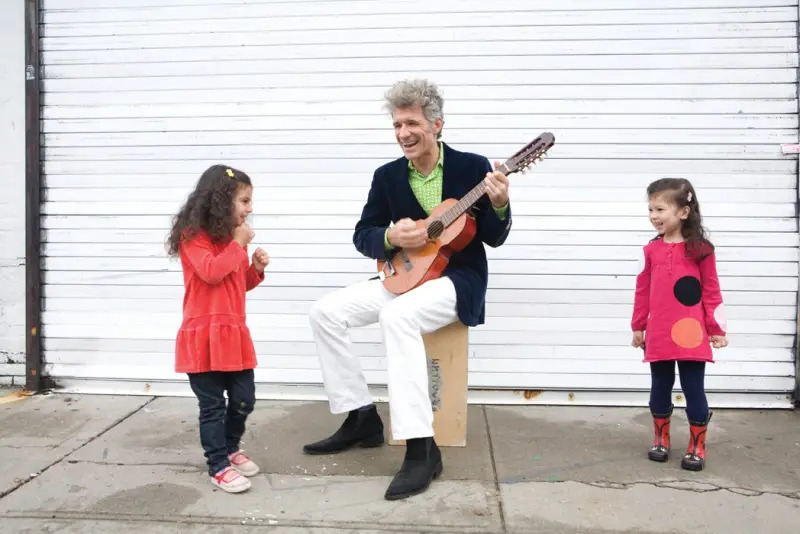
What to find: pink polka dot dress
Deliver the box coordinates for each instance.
[631,238,727,363]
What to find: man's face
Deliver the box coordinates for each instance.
[392,105,442,161]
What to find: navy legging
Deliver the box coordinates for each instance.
[649,360,709,423]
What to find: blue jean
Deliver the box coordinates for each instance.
[649,360,709,423]
[188,369,256,475]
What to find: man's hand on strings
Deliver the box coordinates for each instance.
[388,218,427,248]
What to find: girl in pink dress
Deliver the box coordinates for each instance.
[631,178,728,471]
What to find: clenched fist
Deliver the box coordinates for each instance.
[252,247,269,273]
[631,331,645,349]
[234,223,255,247]
[709,335,728,349]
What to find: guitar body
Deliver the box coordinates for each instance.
[379,198,477,295]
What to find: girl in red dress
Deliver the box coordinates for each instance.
[631,178,728,471]
[167,165,269,493]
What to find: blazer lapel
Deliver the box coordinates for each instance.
[442,142,464,201]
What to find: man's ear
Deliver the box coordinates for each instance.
[433,118,443,136]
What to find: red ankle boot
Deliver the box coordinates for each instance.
[681,413,711,471]
[648,406,672,462]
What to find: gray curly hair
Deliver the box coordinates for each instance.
[383,79,444,139]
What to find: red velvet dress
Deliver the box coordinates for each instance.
[175,231,264,373]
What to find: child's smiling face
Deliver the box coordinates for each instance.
[232,185,253,226]
[648,192,689,241]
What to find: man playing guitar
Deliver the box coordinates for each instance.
[303,79,512,500]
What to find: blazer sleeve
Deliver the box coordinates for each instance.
[180,235,248,285]
[353,168,394,260]
[474,156,512,248]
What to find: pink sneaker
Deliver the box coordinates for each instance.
[210,466,251,493]
[229,450,260,477]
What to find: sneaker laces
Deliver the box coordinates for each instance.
[214,466,242,483]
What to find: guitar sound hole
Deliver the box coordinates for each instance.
[427,219,444,239]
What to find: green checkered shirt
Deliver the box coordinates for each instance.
[408,141,446,214]
[384,143,507,250]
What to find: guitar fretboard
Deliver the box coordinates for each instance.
[438,163,511,227]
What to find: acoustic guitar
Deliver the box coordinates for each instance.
[378,133,555,295]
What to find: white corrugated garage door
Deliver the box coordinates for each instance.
[39,0,798,407]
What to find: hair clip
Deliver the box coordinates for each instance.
[687,192,692,202]
[226,168,235,178]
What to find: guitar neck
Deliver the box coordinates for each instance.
[439,163,511,227]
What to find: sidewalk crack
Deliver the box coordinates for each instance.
[568,479,800,500]
[64,460,204,473]
[483,405,507,533]
[0,396,156,500]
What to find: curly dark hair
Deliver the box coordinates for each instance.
[166,164,252,257]
[647,177,714,260]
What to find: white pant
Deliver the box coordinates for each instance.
[308,277,459,440]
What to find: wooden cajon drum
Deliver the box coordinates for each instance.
[389,321,469,447]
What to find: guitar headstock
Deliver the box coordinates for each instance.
[500,133,555,175]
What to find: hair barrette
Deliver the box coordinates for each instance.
[226,168,235,178]
[687,192,692,202]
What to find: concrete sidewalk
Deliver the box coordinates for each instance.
[0,392,798,533]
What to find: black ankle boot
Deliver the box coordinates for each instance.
[384,436,443,500]
[303,405,384,455]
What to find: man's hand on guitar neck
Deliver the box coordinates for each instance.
[484,162,510,209]
[387,218,428,249]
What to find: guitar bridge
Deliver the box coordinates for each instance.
[379,257,396,280]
